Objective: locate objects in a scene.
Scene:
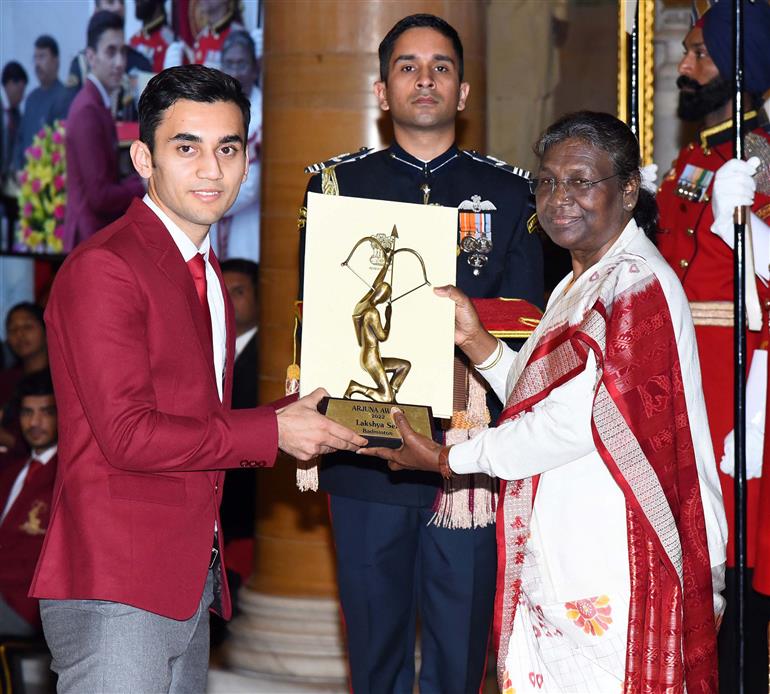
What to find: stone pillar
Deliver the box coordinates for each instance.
[224,1,486,687]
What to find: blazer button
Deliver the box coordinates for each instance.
[256,461,266,468]
[679,259,689,269]
[240,459,249,468]
[686,228,694,236]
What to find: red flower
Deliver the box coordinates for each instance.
[53,174,65,191]
[31,179,42,193]
[22,202,33,217]
[51,151,61,165]
[53,205,65,220]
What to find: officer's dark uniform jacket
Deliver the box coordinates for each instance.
[299,141,544,507]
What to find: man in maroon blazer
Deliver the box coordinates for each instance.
[0,370,57,636]
[31,65,365,692]
[62,10,145,252]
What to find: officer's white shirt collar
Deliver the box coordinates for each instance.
[87,73,112,109]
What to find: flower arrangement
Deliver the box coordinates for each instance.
[16,120,66,253]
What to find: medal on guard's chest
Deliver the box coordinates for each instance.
[458,195,495,276]
[675,164,714,202]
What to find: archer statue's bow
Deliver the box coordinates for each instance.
[340,225,430,303]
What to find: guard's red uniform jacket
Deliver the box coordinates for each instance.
[129,17,174,73]
[657,111,770,577]
[192,17,245,69]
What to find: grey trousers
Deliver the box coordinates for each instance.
[40,569,214,694]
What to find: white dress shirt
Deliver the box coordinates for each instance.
[87,73,112,109]
[0,444,57,524]
[143,194,226,401]
[235,326,257,361]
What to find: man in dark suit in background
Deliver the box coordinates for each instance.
[222,258,259,410]
[212,258,260,642]
[13,36,71,171]
[0,62,27,236]
[62,11,144,252]
[0,370,57,637]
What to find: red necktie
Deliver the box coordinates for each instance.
[26,457,43,482]
[187,253,212,340]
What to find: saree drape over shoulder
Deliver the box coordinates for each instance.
[450,221,727,693]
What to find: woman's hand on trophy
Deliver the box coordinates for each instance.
[362,407,444,474]
[433,285,498,364]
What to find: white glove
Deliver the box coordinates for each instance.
[163,41,187,70]
[720,349,766,479]
[639,163,658,193]
[711,156,760,243]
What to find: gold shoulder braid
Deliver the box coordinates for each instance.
[321,166,340,196]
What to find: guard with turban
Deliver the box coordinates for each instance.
[655,1,770,691]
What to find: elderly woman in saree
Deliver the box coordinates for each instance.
[366,112,727,693]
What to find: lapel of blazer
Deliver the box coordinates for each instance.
[209,249,235,407]
[0,455,56,532]
[205,250,233,493]
[128,199,217,391]
[83,79,117,145]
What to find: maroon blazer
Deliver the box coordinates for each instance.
[62,79,144,252]
[0,454,57,628]
[30,199,278,620]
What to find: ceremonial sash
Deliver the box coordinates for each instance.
[492,256,717,692]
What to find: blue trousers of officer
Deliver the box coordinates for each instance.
[329,495,497,694]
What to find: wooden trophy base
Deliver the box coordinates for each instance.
[318,397,434,449]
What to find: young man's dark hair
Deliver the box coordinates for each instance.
[220,258,259,287]
[1,61,28,86]
[34,35,59,58]
[138,65,251,154]
[16,368,54,402]
[378,13,464,82]
[6,302,45,332]
[87,10,124,51]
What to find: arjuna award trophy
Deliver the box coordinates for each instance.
[301,192,457,448]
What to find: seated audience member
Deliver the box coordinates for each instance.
[211,31,261,261]
[1,62,28,232]
[369,112,727,692]
[0,370,57,636]
[63,11,144,252]
[0,303,48,453]
[0,303,47,405]
[13,36,71,171]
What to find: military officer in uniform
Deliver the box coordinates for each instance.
[298,14,543,694]
[655,2,770,691]
[129,0,174,74]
